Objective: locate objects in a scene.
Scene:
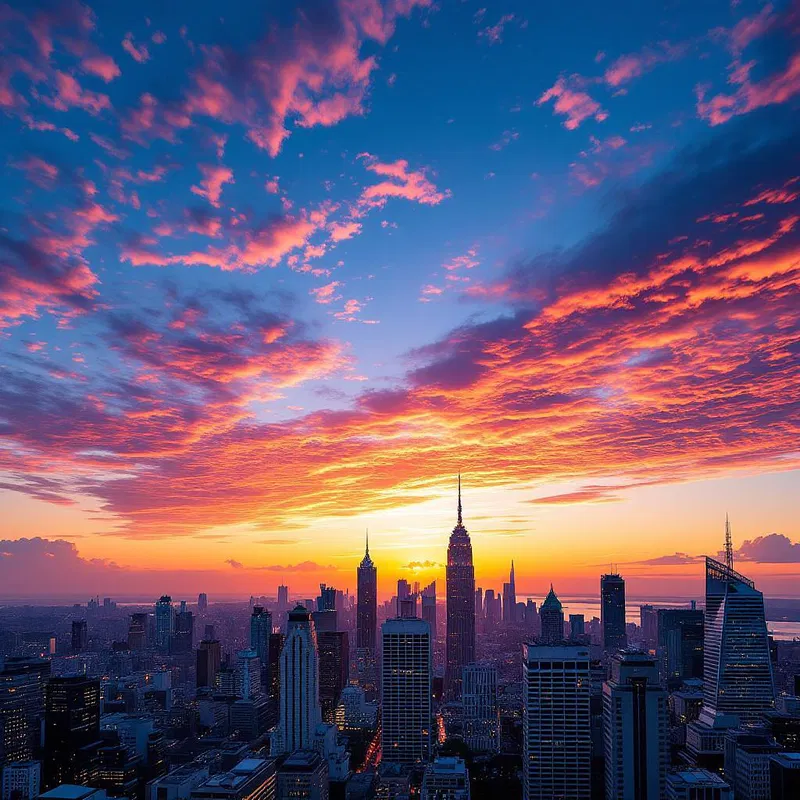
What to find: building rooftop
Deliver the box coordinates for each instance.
[427,757,467,776]
[280,751,322,771]
[668,769,729,786]
[771,752,800,768]
[38,787,104,800]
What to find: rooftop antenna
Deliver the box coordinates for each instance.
[457,473,463,526]
[725,513,734,570]
[365,528,369,556]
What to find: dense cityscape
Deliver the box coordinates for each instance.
[1,485,799,799]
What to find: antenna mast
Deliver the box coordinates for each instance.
[725,513,734,570]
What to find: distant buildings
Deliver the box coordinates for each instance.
[462,664,500,753]
[71,621,88,653]
[249,606,271,692]
[523,644,591,800]
[445,476,475,699]
[603,651,667,800]
[539,585,564,645]
[381,617,432,765]
[600,573,627,652]
[421,582,437,644]
[196,638,221,689]
[197,593,208,612]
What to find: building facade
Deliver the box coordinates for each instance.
[523,644,591,800]
[601,573,628,652]
[462,664,500,754]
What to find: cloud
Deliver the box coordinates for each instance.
[402,560,443,571]
[537,77,608,130]
[737,533,800,563]
[190,164,234,208]
[121,33,150,63]
[478,14,516,46]
[359,155,451,207]
[225,558,244,569]
[623,553,704,566]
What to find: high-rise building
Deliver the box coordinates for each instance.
[421,582,437,644]
[356,532,377,653]
[601,573,627,652]
[0,658,50,765]
[657,609,704,684]
[196,638,222,688]
[43,676,101,789]
[71,620,88,652]
[272,606,321,754]
[421,757,470,800]
[723,729,781,800]
[197,593,208,612]
[603,651,667,800]
[155,596,173,652]
[462,664,500,753]
[484,590,500,628]
[1,761,41,800]
[640,605,658,647]
[235,649,262,700]
[523,644,591,800]
[250,606,272,691]
[381,617,432,765]
[127,613,148,651]
[445,476,475,699]
[474,587,483,632]
[665,769,731,799]
[317,631,349,725]
[171,605,194,655]
[276,751,328,800]
[570,614,585,640]
[502,561,516,624]
[277,585,290,617]
[700,557,774,726]
[539,585,565,645]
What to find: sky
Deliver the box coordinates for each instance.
[1,0,799,601]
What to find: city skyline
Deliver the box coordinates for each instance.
[0,0,799,600]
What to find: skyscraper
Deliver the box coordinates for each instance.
[197,593,208,612]
[700,556,774,725]
[317,630,349,725]
[462,663,500,753]
[657,608,704,684]
[43,676,101,789]
[250,605,272,691]
[196,637,221,688]
[71,620,88,652]
[381,617,432,765]
[502,561,516,624]
[523,644,591,800]
[446,475,475,699]
[539,585,565,644]
[171,604,194,654]
[422,582,437,643]
[272,605,321,754]
[155,596,173,652]
[601,572,627,652]
[127,613,148,650]
[603,651,667,800]
[356,532,377,652]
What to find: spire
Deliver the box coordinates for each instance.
[510,560,515,588]
[365,528,369,557]
[725,513,734,570]
[457,473,463,526]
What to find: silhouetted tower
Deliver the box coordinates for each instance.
[725,513,734,570]
[446,475,476,699]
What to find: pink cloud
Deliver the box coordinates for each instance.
[442,247,480,271]
[310,281,343,304]
[479,14,515,45]
[328,220,362,241]
[537,77,608,130]
[603,42,686,88]
[122,33,150,63]
[47,71,110,114]
[80,54,121,82]
[360,156,451,206]
[190,164,234,208]
[11,155,59,188]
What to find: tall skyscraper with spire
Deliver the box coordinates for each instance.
[356,531,377,652]
[503,560,517,624]
[356,530,378,698]
[446,475,476,699]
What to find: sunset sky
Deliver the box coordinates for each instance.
[1,0,799,601]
